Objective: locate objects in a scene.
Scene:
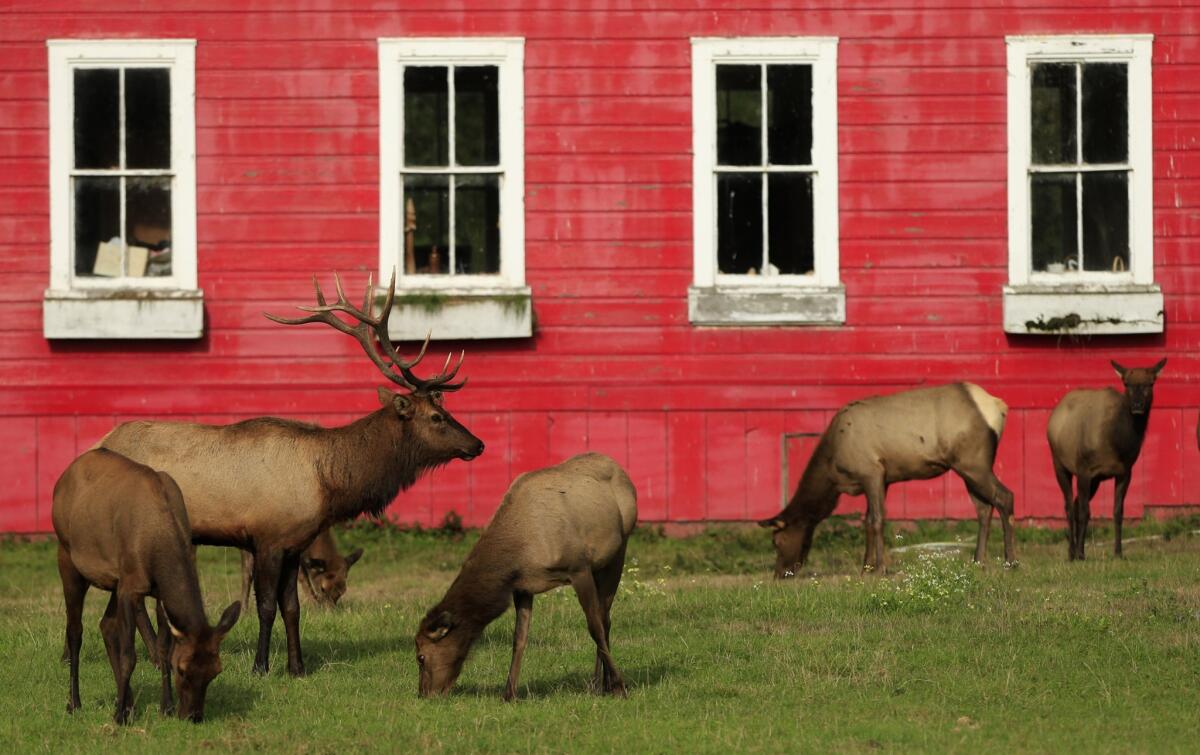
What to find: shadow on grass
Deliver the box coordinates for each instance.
[455,659,678,699]
[298,633,406,674]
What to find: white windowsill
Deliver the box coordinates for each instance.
[688,285,846,326]
[43,287,204,339]
[384,287,533,341]
[1002,283,1163,334]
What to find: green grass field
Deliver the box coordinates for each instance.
[2,517,1198,753]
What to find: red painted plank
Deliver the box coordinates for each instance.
[626,412,667,522]
[900,476,945,520]
[587,411,628,470]
[666,412,705,521]
[0,417,38,532]
[704,412,745,520]
[509,413,550,480]
[744,410,785,520]
[466,413,511,527]
[990,410,1025,520]
[547,412,589,461]
[34,416,75,531]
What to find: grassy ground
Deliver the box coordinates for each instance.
[2,517,1199,753]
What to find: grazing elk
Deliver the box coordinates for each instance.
[240,529,363,608]
[416,453,637,701]
[759,383,1016,577]
[99,273,483,676]
[53,449,240,723]
[1047,359,1167,561]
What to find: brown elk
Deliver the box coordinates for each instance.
[99,273,483,676]
[53,449,241,723]
[759,383,1015,577]
[416,453,637,701]
[240,529,363,608]
[1047,358,1167,561]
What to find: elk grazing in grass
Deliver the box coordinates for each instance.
[240,529,363,608]
[53,449,241,723]
[759,383,1016,577]
[1047,359,1167,561]
[416,453,637,701]
[99,273,483,676]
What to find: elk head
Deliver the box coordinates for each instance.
[166,601,240,722]
[265,272,485,463]
[1112,358,1167,415]
[414,609,476,697]
[302,548,364,606]
[758,517,816,579]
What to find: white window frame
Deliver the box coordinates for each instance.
[689,37,843,326]
[45,39,201,338]
[1003,35,1162,334]
[47,39,197,292]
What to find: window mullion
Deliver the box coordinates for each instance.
[1075,62,1084,271]
[119,67,127,277]
[447,66,456,276]
[760,63,769,272]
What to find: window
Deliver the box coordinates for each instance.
[45,39,200,339]
[690,38,843,326]
[378,38,530,340]
[1005,35,1161,334]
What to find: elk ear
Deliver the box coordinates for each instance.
[302,557,327,574]
[165,608,186,641]
[1111,360,1129,380]
[1151,357,1168,375]
[425,611,455,641]
[392,394,415,420]
[758,517,786,531]
[377,386,394,406]
[215,601,241,637]
[345,547,364,569]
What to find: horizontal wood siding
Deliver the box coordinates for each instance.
[3,3,1200,532]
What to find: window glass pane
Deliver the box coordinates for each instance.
[767,173,814,275]
[1030,173,1078,273]
[717,65,761,166]
[403,174,450,274]
[404,67,449,167]
[455,175,500,274]
[1082,63,1128,164]
[1031,63,1076,165]
[455,66,499,167]
[127,177,173,277]
[1082,171,1129,272]
[74,68,119,169]
[73,176,121,276]
[767,65,812,166]
[125,68,171,169]
[716,173,762,274]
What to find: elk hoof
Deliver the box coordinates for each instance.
[502,690,518,703]
[607,682,628,698]
[288,663,307,678]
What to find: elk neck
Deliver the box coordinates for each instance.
[781,435,840,523]
[151,541,210,636]
[432,536,519,634]
[318,408,432,521]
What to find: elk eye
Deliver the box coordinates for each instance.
[418,655,426,665]
[431,414,444,424]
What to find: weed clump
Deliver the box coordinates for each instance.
[866,551,977,613]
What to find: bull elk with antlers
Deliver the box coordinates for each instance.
[99,273,483,676]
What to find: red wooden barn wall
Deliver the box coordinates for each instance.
[3,1,1200,533]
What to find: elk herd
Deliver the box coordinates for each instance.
[49,272,1176,723]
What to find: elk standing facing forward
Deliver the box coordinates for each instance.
[416,453,637,701]
[1047,359,1166,561]
[54,449,240,723]
[760,383,1016,577]
[240,529,363,608]
[100,274,483,676]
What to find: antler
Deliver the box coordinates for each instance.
[264,272,468,393]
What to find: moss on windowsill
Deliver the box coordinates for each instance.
[375,290,531,317]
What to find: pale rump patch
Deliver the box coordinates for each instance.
[963,383,1007,438]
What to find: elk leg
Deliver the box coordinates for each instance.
[1075,475,1099,561]
[1053,461,1076,561]
[503,591,533,702]
[961,470,1017,566]
[252,548,283,675]
[134,599,160,668]
[155,600,174,716]
[57,545,87,713]
[571,568,626,697]
[1113,473,1131,558]
[240,550,254,611]
[862,478,887,574]
[591,544,627,691]
[277,553,306,676]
